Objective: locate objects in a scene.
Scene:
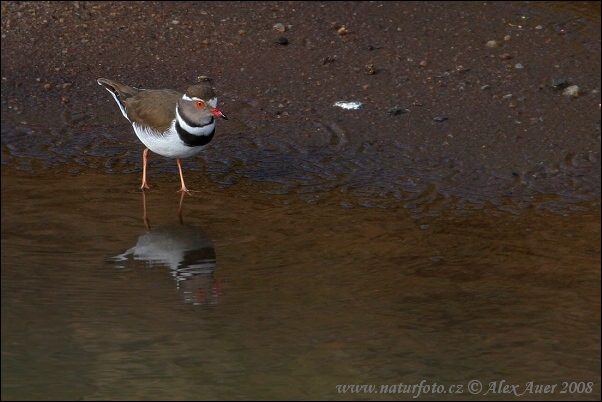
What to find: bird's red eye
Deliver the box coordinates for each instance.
[195,100,206,108]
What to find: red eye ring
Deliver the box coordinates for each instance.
[195,100,206,108]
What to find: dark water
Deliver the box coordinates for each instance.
[1,166,600,400]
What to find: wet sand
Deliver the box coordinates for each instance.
[2,1,600,211]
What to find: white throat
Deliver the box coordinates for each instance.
[175,106,216,136]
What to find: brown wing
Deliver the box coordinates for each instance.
[125,89,182,132]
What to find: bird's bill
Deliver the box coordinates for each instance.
[212,108,228,120]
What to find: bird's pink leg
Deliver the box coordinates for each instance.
[176,158,190,193]
[141,148,151,190]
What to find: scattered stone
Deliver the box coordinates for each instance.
[388,106,408,116]
[334,101,364,110]
[43,83,52,90]
[365,64,376,75]
[551,78,569,90]
[276,37,288,45]
[433,116,448,122]
[563,85,583,97]
[273,23,286,32]
[322,56,336,65]
[514,63,524,69]
[486,40,501,48]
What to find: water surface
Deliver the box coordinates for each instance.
[1,167,599,400]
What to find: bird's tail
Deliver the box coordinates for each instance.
[97,78,141,121]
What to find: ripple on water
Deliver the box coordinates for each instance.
[1,122,599,217]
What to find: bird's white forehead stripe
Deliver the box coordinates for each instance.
[182,94,218,107]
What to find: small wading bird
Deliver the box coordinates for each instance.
[97,78,228,193]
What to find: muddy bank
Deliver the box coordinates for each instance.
[1,1,600,213]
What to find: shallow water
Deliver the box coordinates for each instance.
[1,165,600,400]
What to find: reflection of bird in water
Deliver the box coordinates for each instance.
[111,191,221,305]
[143,190,186,230]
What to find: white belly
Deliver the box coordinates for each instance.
[132,123,208,159]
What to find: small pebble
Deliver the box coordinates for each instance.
[563,85,582,97]
[433,116,448,122]
[334,101,364,110]
[322,56,336,65]
[273,23,286,32]
[551,78,569,90]
[486,40,501,48]
[388,106,408,116]
[277,37,288,45]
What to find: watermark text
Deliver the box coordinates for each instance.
[336,380,595,398]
